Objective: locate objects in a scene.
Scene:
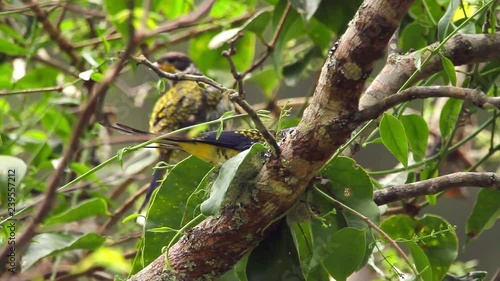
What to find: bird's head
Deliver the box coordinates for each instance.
[154,52,202,75]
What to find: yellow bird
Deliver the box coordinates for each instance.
[141,52,233,211]
[111,123,294,165]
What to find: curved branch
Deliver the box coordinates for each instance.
[360,32,500,109]
[373,172,500,205]
[356,86,500,122]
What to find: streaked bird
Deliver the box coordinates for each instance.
[141,52,232,211]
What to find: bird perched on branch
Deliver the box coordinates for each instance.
[140,51,233,211]
[111,123,292,165]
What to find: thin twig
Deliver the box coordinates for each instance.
[356,86,500,123]
[237,2,292,84]
[131,54,226,91]
[221,33,280,157]
[374,172,500,205]
[99,184,149,235]
[0,85,63,96]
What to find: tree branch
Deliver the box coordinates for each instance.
[360,32,500,109]
[342,32,500,158]
[129,0,414,279]
[373,172,500,205]
[356,86,500,122]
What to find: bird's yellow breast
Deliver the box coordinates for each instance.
[176,142,241,165]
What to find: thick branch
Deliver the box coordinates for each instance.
[360,32,500,109]
[374,172,500,205]
[130,0,414,280]
[356,86,500,122]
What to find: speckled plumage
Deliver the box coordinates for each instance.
[140,52,232,212]
[149,53,231,134]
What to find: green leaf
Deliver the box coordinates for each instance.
[147,226,178,233]
[156,79,166,94]
[208,28,242,49]
[313,0,361,33]
[0,25,26,44]
[158,0,193,18]
[400,114,429,161]
[220,255,249,281]
[466,189,500,241]
[247,66,280,99]
[380,113,409,167]
[400,22,429,52]
[189,30,255,86]
[242,9,272,36]
[40,109,72,140]
[23,232,106,270]
[290,221,329,281]
[440,54,457,86]
[439,99,463,139]
[414,48,428,71]
[381,215,458,281]
[0,38,28,55]
[283,46,322,86]
[247,220,305,281]
[409,0,444,26]
[90,72,105,82]
[407,241,433,281]
[44,198,110,225]
[289,0,323,21]
[101,35,110,54]
[122,213,141,223]
[0,156,27,208]
[16,67,58,89]
[104,0,141,41]
[323,227,366,281]
[209,0,249,18]
[69,162,99,181]
[306,17,333,50]
[317,157,380,272]
[437,0,459,41]
[271,0,303,76]
[0,63,13,89]
[321,157,380,229]
[74,247,131,274]
[201,143,267,215]
[142,156,213,268]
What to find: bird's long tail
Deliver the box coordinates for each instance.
[107,123,179,212]
[138,150,173,213]
[109,122,188,150]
